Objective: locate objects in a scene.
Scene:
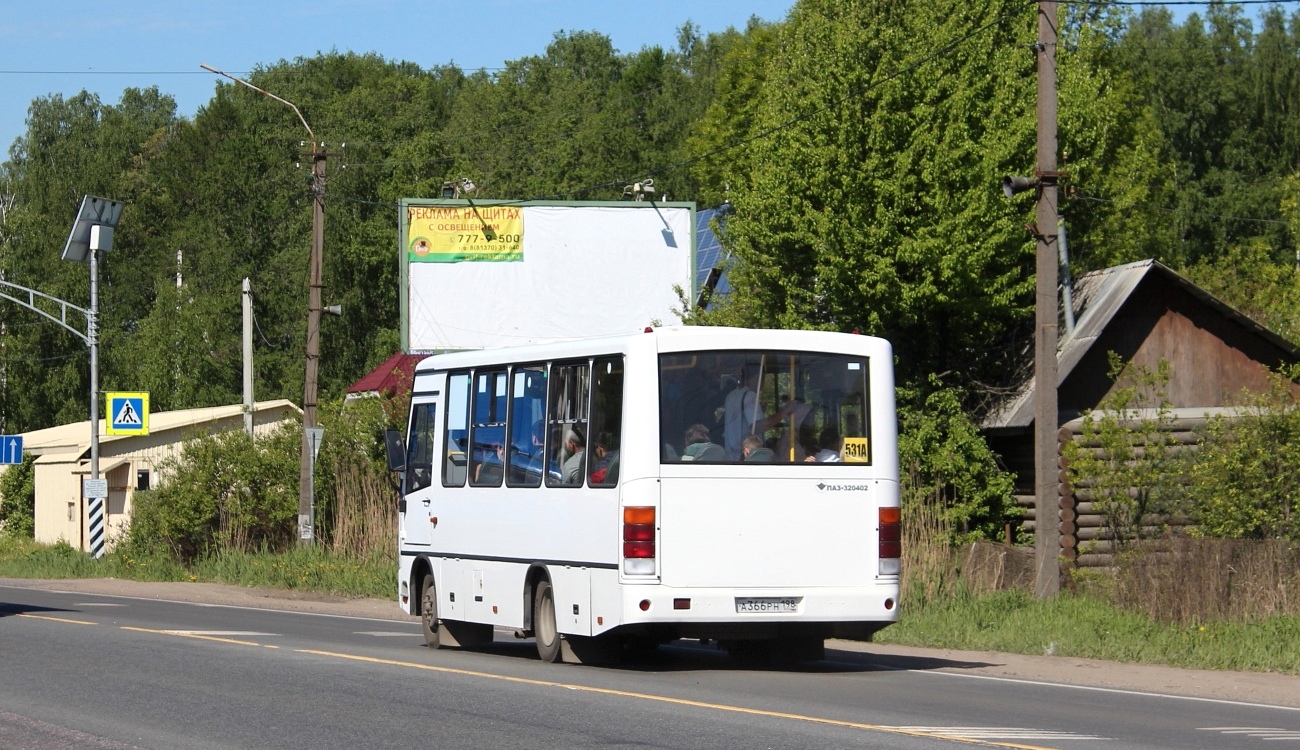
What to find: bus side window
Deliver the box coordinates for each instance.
[588,356,623,487]
[547,361,590,487]
[508,365,547,488]
[470,370,508,487]
[443,373,471,487]
[406,402,436,493]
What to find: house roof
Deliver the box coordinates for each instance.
[19,399,301,456]
[982,259,1299,430]
[346,352,426,397]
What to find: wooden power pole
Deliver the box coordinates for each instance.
[1034,0,1062,598]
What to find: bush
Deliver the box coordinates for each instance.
[1062,354,1187,552]
[125,423,301,563]
[0,454,36,539]
[1186,366,1300,541]
[899,381,1017,544]
[312,395,400,559]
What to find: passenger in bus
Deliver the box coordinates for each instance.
[774,398,815,462]
[682,423,728,462]
[741,434,775,462]
[562,428,586,484]
[589,435,620,485]
[722,369,790,460]
[805,426,843,462]
[474,442,505,483]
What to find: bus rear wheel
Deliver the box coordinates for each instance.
[533,580,561,663]
[420,574,441,649]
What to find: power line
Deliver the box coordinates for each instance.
[1072,193,1292,226]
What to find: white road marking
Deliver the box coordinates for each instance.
[164,630,279,637]
[354,631,421,637]
[893,726,1109,741]
[850,662,1300,713]
[1200,727,1300,741]
[75,602,123,607]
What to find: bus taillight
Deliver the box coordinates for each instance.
[878,506,901,575]
[623,506,656,574]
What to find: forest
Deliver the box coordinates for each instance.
[2,0,1299,444]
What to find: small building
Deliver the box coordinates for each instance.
[981,259,1300,563]
[16,400,299,552]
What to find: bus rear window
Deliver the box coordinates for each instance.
[658,350,870,465]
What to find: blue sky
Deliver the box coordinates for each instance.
[0,0,796,157]
[0,2,1236,160]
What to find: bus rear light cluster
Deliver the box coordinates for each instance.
[623,506,657,575]
[879,506,901,575]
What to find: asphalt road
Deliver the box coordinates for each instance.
[2,578,1298,750]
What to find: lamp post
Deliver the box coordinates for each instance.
[62,196,124,558]
[202,63,325,544]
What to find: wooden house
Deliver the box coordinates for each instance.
[981,259,1300,565]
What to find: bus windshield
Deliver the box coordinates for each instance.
[659,349,871,465]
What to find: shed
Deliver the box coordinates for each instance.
[981,259,1300,557]
[17,400,299,552]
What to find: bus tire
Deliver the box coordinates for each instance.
[533,580,561,663]
[420,574,441,649]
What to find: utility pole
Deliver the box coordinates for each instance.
[201,63,325,545]
[1034,0,1062,598]
[300,145,326,544]
[243,277,253,437]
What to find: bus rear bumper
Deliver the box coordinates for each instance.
[609,583,899,641]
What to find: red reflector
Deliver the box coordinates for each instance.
[879,541,901,559]
[673,598,690,610]
[639,599,651,611]
[624,541,655,558]
[884,598,895,610]
[623,523,654,541]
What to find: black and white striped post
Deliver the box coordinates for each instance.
[62,196,124,559]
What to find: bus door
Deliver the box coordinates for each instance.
[402,397,439,547]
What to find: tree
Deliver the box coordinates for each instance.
[0,88,177,431]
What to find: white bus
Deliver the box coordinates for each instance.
[386,326,901,664]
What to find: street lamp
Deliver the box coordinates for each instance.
[202,63,325,544]
[62,195,124,559]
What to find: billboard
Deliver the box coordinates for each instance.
[399,199,696,352]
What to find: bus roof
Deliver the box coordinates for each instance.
[412,327,888,373]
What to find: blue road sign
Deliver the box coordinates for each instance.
[0,435,23,465]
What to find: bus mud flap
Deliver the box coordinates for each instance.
[560,634,621,665]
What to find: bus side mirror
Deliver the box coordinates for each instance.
[384,429,407,473]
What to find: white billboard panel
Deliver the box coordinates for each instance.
[400,200,695,352]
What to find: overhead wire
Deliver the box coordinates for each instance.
[1071,194,1293,226]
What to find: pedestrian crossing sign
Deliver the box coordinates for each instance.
[106,392,149,435]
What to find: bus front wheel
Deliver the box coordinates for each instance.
[533,580,561,663]
[420,574,441,649]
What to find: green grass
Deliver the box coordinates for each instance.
[0,536,394,599]
[875,588,1300,675]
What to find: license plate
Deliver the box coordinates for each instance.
[735,597,800,613]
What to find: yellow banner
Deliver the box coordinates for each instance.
[406,205,523,262]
